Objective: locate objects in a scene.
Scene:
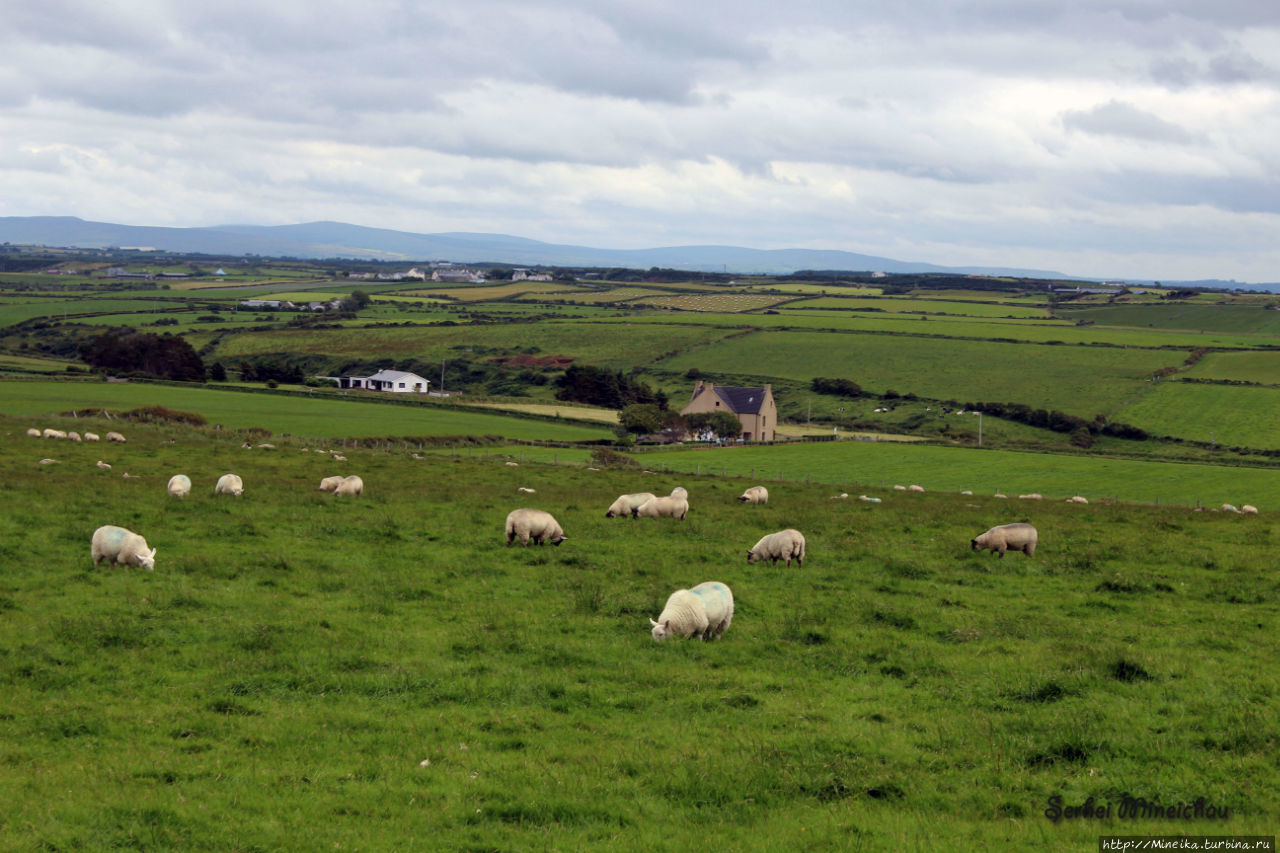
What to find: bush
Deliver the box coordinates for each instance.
[123,406,207,426]
[589,447,638,468]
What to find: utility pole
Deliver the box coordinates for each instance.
[978,412,983,447]
[440,359,446,396]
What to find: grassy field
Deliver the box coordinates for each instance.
[632,441,1279,508]
[656,330,1183,416]
[1059,303,1280,335]
[460,401,621,423]
[631,293,792,312]
[200,322,735,370]
[1112,382,1280,449]
[0,381,614,442]
[786,296,1052,319]
[1184,350,1280,384]
[0,421,1274,849]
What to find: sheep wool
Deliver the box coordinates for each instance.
[633,496,689,520]
[971,522,1038,557]
[334,475,364,497]
[91,525,156,570]
[746,528,806,567]
[650,581,734,641]
[605,492,657,518]
[737,486,769,504]
[669,487,688,500]
[318,476,344,492]
[215,473,244,496]
[1241,505,1259,515]
[505,508,567,546]
[167,474,191,498]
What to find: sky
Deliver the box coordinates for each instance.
[2,1,1279,282]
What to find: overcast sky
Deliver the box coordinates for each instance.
[3,1,1279,281]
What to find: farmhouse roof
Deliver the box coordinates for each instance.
[366,369,425,383]
[689,382,770,414]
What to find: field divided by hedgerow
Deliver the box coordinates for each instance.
[655,330,1183,416]
[0,422,1275,849]
[1112,382,1280,449]
[0,381,613,442]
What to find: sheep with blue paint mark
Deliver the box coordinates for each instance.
[91,525,156,570]
[650,581,734,640]
[167,474,191,498]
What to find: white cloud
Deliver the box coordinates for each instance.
[0,0,1278,281]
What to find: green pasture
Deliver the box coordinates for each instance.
[203,321,735,369]
[0,422,1274,849]
[634,441,1279,507]
[1060,303,1280,335]
[739,282,882,295]
[593,311,1273,349]
[656,330,1182,415]
[906,289,1051,304]
[543,286,672,303]
[786,296,1051,319]
[1112,382,1280,450]
[0,298,187,328]
[0,381,613,442]
[1185,350,1280,384]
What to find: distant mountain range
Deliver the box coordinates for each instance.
[1,215,1274,290]
[0,215,1077,278]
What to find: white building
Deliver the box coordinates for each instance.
[340,369,431,393]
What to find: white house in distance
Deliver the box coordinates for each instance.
[340,369,431,393]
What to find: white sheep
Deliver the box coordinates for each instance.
[960,490,973,495]
[738,485,769,504]
[43,429,67,439]
[633,495,689,520]
[91,525,156,570]
[517,486,536,493]
[1066,495,1089,504]
[26,428,40,438]
[334,475,364,497]
[96,460,112,469]
[971,523,1038,557]
[504,461,519,467]
[39,458,59,465]
[318,476,344,492]
[650,581,734,641]
[669,486,688,499]
[893,484,906,491]
[746,528,806,567]
[1220,503,1237,513]
[106,431,126,442]
[858,494,880,503]
[67,431,82,442]
[1018,493,1043,500]
[331,453,347,461]
[167,474,191,498]
[215,473,244,496]
[1241,504,1259,515]
[605,492,657,518]
[83,432,100,442]
[908,484,925,493]
[504,508,567,546]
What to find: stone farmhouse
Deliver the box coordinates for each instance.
[680,381,777,442]
[339,369,431,393]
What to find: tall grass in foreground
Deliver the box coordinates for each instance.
[0,420,1275,850]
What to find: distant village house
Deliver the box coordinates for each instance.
[680,381,777,442]
[339,369,431,393]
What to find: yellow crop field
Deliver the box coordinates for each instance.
[632,293,790,312]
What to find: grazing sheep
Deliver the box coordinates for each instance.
[650,581,734,641]
[121,472,139,479]
[67,431,81,442]
[167,474,191,498]
[971,522,1038,557]
[96,460,112,469]
[994,493,1008,499]
[738,486,769,504]
[106,431,126,442]
[832,493,849,499]
[1241,504,1259,515]
[746,528,806,567]
[893,484,906,491]
[334,475,364,497]
[908,484,925,493]
[318,476,344,492]
[669,486,688,500]
[1220,503,1237,513]
[26,428,41,438]
[517,486,536,494]
[38,458,58,465]
[1019,493,1043,500]
[858,495,881,503]
[411,453,424,460]
[633,496,689,521]
[215,473,244,496]
[331,454,347,462]
[960,490,973,496]
[83,432,99,441]
[43,429,67,439]
[504,508,567,546]
[504,461,519,467]
[606,492,657,518]
[1067,495,1089,504]
[91,525,156,570]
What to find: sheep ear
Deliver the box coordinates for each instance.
[663,620,671,630]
